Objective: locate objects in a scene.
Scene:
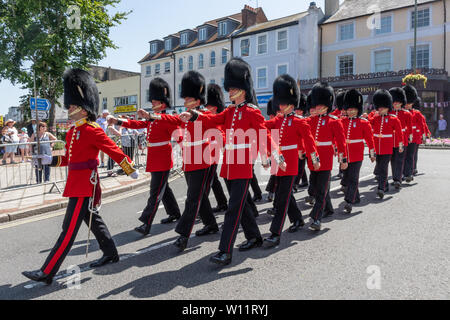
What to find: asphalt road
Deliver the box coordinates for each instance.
[0,149,448,300]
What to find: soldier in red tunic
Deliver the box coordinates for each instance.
[108,78,181,236]
[340,89,376,213]
[22,69,138,285]
[263,75,319,247]
[369,89,404,199]
[388,87,413,189]
[293,93,310,192]
[306,82,348,231]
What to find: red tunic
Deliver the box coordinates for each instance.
[306,114,347,172]
[341,117,375,163]
[265,113,318,176]
[197,103,278,180]
[389,109,413,147]
[410,109,429,144]
[121,115,179,172]
[53,119,133,198]
[369,114,403,155]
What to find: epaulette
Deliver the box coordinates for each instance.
[294,115,305,119]
[246,103,259,110]
[389,114,397,118]
[359,117,369,121]
[87,121,101,128]
[328,114,339,120]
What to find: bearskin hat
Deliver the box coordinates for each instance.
[403,84,418,104]
[413,97,422,109]
[296,93,308,112]
[149,78,171,108]
[309,82,335,112]
[266,98,275,117]
[224,57,254,102]
[63,68,99,121]
[373,89,393,110]
[272,74,299,112]
[343,89,363,116]
[335,89,346,111]
[389,87,407,107]
[206,84,225,113]
[181,71,206,105]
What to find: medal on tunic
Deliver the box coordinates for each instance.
[239,112,242,120]
[76,131,80,140]
[353,122,356,128]
[288,119,292,126]
[322,120,326,126]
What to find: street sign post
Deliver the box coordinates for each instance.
[30,98,51,111]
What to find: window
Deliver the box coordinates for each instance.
[150,43,158,54]
[114,95,137,106]
[129,95,137,105]
[222,48,228,64]
[164,62,170,73]
[257,34,267,54]
[178,84,182,98]
[146,89,150,102]
[155,64,160,75]
[240,39,250,57]
[188,56,193,70]
[257,67,267,88]
[165,39,171,51]
[339,22,354,41]
[145,66,151,77]
[219,22,227,36]
[375,16,392,35]
[338,55,354,76]
[374,50,391,72]
[221,78,225,90]
[410,44,430,68]
[102,97,107,110]
[181,33,188,46]
[179,58,183,72]
[210,51,216,67]
[198,54,204,69]
[277,64,288,76]
[277,30,288,51]
[411,8,430,29]
[210,79,216,84]
[199,28,207,41]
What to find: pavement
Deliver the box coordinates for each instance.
[0,149,448,300]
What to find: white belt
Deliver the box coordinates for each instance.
[225,143,250,150]
[412,126,417,129]
[316,141,333,146]
[148,141,170,147]
[374,134,392,138]
[347,139,364,144]
[402,129,406,132]
[183,139,208,147]
[416,130,421,132]
[280,144,298,151]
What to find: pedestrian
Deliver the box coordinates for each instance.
[18,128,30,162]
[180,58,285,265]
[205,83,229,214]
[369,89,404,199]
[2,119,19,164]
[108,78,182,236]
[22,68,139,285]
[30,122,57,183]
[26,119,37,139]
[388,87,413,189]
[120,126,138,163]
[340,89,375,213]
[96,110,110,168]
[1,127,11,161]
[263,75,320,247]
[305,82,348,231]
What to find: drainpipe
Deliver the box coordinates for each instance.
[319,24,323,81]
[444,0,447,72]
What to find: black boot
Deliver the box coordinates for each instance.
[90,254,119,268]
[173,236,188,252]
[209,252,232,265]
[238,237,263,251]
[134,223,150,236]
[263,234,280,248]
[288,219,305,233]
[161,214,181,224]
[22,270,53,285]
[195,224,219,237]
[309,220,321,231]
[252,194,263,203]
[267,207,276,216]
[344,202,352,214]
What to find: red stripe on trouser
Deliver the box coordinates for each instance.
[187,169,209,237]
[43,198,84,275]
[315,173,330,220]
[278,176,295,235]
[147,171,167,225]
[227,180,249,253]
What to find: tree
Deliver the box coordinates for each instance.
[0,0,129,131]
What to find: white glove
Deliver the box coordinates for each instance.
[130,170,139,180]
[32,154,52,166]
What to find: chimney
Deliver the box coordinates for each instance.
[324,0,339,18]
[241,5,258,28]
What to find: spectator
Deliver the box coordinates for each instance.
[26,119,37,138]
[18,127,30,163]
[2,119,19,164]
[1,126,12,163]
[120,126,138,162]
[438,114,447,138]
[30,122,57,183]
[106,124,121,177]
[96,110,110,167]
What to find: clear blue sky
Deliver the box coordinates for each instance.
[0,0,326,116]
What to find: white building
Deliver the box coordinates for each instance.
[5,106,23,122]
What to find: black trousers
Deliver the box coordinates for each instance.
[343,161,362,204]
[413,143,419,172]
[139,170,181,225]
[250,167,262,197]
[294,159,308,186]
[175,168,217,238]
[403,143,417,178]
[270,176,302,236]
[265,175,277,193]
[210,164,228,207]
[41,197,117,278]
[376,154,391,192]
[390,147,405,182]
[219,179,261,254]
[309,171,333,222]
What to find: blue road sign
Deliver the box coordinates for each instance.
[30,98,51,111]
[257,94,273,106]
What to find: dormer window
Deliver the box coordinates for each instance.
[181,33,189,46]
[199,28,207,41]
[150,43,158,54]
[218,22,227,36]
[165,39,171,51]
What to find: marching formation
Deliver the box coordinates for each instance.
[22,58,430,285]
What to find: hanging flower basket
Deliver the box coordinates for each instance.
[402,73,428,88]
